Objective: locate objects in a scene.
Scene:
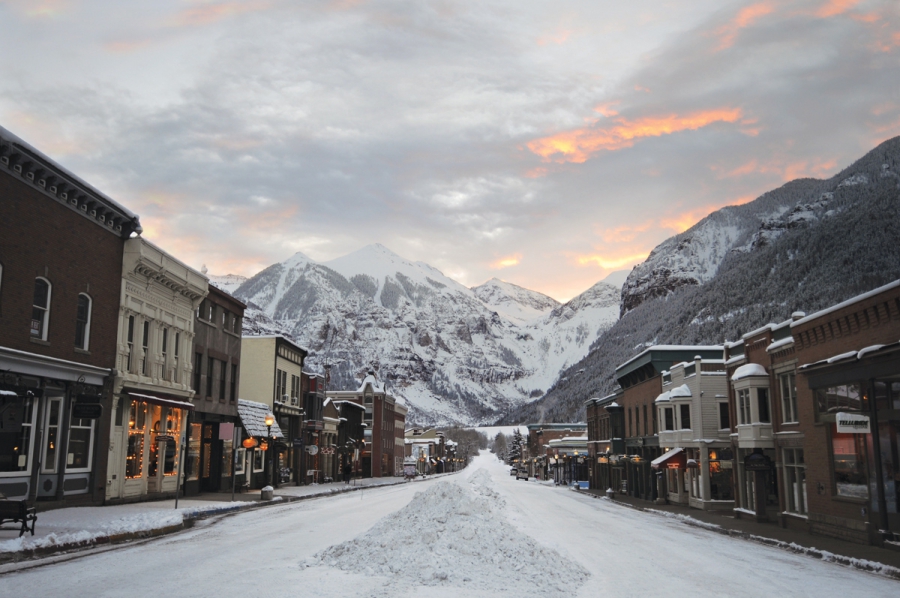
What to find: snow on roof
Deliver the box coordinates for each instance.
[615,345,723,370]
[355,372,385,394]
[827,351,859,364]
[725,354,745,366]
[792,280,900,328]
[237,399,284,438]
[651,447,683,467]
[0,390,18,397]
[655,391,671,403]
[766,337,794,353]
[742,323,777,340]
[732,363,767,381]
[670,384,692,398]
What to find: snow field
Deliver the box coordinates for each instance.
[308,468,588,596]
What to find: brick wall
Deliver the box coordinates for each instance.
[0,169,124,369]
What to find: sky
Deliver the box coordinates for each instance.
[1,0,898,301]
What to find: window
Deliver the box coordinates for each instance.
[230,364,238,403]
[126,400,147,479]
[163,408,182,475]
[219,361,227,401]
[0,392,35,473]
[41,397,62,473]
[253,449,265,472]
[141,321,150,375]
[67,414,94,471]
[234,448,246,475]
[737,389,751,425]
[161,328,168,380]
[628,408,632,437]
[663,407,674,431]
[275,368,287,402]
[643,405,648,436]
[679,404,691,430]
[221,309,228,327]
[635,407,640,437]
[652,407,657,434]
[718,402,730,430]
[186,423,201,482]
[207,356,215,397]
[31,277,51,340]
[194,353,203,393]
[222,436,233,478]
[780,373,798,423]
[75,294,91,350]
[757,388,770,423]
[831,425,867,498]
[816,384,864,418]
[232,314,241,334]
[291,374,300,401]
[126,316,135,371]
[783,448,807,514]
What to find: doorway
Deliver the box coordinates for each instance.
[200,423,222,492]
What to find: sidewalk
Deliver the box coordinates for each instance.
[0,473,453,566]
[579,488,900,578]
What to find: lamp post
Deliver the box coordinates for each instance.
[265,413,275,487]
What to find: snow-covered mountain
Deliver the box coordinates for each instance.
[208,274,248,295]
[230,244,619,425]
[620,178,829,315]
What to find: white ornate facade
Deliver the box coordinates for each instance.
[106,238,207,502]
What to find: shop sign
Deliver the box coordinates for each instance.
[597,457,608,464]
[306,444,319,455]
[72,403,102,419]
[156,435,176,444]
[744,452,772,471]
[218,422,234,441]
[836,412,870,434]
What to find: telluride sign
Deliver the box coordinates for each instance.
[835,412,871,434]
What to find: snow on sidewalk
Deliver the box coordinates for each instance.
[0,499,249,555]
[307,467,588,597]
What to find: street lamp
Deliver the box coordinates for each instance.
[265,413,275,487]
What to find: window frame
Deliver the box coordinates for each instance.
[31,277,52,340]
[66,414,95,473]
[780,372,798,424]
[41,396,63,474]
[74,293,92,350]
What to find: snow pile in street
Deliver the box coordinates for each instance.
[309,473,588,595]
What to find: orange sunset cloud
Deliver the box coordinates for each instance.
[815,0,862,18]
[491,254,522,269]
[168,1,271,28]
[715,2,775,50]
[527,108,744,164]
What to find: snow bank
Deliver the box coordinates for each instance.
[309,472,588,595]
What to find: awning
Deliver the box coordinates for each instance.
[127,392,194,411]
[651,447,685,470]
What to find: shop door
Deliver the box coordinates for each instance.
[879,421,900,534]
[200,423,222,492]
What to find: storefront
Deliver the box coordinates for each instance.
[0,355,110,504]
[111,391,192,500]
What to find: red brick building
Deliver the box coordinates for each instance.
[0,125,141,505]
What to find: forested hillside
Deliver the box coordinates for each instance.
[501,136,900,424]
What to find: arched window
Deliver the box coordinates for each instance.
[75,293,92,350]
[31,277,51,340]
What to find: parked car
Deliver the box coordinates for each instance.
[509,468,517,476]
[516,469,528,480]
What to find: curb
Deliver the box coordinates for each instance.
[583,492,900,581]
[0,471,457,567]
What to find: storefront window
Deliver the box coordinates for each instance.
[186,423,201,481]
[816,383,864,418]
[234,448,245,475]
[832,424,868,499]
[222,438,233,477]
[0,394,35,473]
[163,408,181,475]
[67,415,94,471]
[783,448,807,514]
[148,404,162,477]
[126,400,147,479]
[708,448,734,501]
[41,397,62,473]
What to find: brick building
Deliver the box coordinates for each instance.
[327,370,399,477]
[0,125,140,506]
[183,284,245,496]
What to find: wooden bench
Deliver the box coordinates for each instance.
[0,499,37,537]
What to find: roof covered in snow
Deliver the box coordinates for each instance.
[238,399,284,438]
[732,363,767,381]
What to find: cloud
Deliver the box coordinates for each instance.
[491,254,522,269]
[715,2,775,50]
[167,1,272,29]
[527,108,744,164]
[815,0,862,19]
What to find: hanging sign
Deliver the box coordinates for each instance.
[219,422,234,441]
[306,445,319,455]
[836,412,870,434]
[72,403,103,419]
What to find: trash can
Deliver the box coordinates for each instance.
[261,485,274,501]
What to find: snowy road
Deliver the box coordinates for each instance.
[1,454,897,597]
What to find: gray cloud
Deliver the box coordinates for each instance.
[0,0,896,299]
